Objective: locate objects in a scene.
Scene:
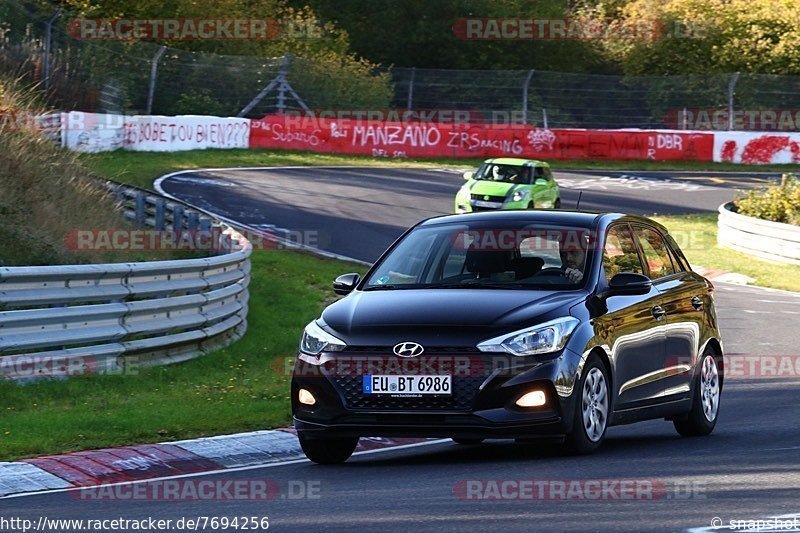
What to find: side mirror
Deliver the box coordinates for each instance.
[534,178,548,186]
[333,273,360,295]
[606,272,652,296]
[463,171,474,180]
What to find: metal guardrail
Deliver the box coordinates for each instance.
[717,202,800,265]
[0,180,252,381]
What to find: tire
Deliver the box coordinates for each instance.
[298,434,359,464]
[564,356,610,455]
[554,198,561,209]
[673,351,722,437]
[452,438,484,445]
[527,201,535,209]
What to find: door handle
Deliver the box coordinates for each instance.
[691,296,703,311]
[651,305,666,320]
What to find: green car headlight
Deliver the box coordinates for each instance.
[512,190,530,202]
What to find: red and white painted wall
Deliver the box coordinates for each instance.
[53,110,800,164]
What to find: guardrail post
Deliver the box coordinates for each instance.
[172,205,184,231]
[135,192,146,225]
[155,198,167,230]
[187,211,199,231]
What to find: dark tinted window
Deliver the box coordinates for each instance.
[634,227,676,279]
[603,225,644,281]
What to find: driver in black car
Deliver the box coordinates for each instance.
[560,245,587,283]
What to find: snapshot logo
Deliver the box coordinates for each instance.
[63,228,319,253]
[454,479,706,501]
[67,18,326,40]
[452,18,704,41]
[73,479,320,501]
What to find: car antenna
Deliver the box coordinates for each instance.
[576,191,583,210]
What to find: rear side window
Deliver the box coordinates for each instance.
[603,225,644,281]
[664,234,691,272]
[634,227,676,280]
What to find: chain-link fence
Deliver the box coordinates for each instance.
[4,1,800,129]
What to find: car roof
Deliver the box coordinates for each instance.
[420,210,605,227]
[483,158,548,166]
[419,211,671,234]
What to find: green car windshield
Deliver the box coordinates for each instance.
[474,163,531,185]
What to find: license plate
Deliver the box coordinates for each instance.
[473,200,501,208]
[363,375,452,395]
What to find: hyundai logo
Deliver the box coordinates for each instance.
[393,342,424,358]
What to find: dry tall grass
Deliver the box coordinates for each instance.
[0,78,175,265]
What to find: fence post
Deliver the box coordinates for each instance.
[42,9,62,92]
[276,55,291,112]
[522,70,534,124]
[146,46,167,115]
[542,108,548,129]
[407,68,416,111]
[727,72,740,130]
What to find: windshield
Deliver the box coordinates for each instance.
[473,163,531,184]
[364,221,593,290]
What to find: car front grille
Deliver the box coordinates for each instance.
[471,194,506,203]
[331,374,486,411]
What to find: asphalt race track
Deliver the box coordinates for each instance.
[157,167,777,263]
[4,168,798,532]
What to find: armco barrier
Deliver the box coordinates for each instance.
[717,202,800,265]
[0,181,251,381]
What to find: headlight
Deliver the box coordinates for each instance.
[511,190,530,202]
[477,317,579,356]
[300,320,346,355]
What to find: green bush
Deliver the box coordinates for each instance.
[736,174,800,225]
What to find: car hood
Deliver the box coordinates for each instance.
[320,288,585,346]
[468,180,517,197]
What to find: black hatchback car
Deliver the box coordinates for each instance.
[292,211,723,463]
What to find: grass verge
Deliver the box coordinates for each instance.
[0,250,366,461]
[80,148,800,190]
[653,214,800,292]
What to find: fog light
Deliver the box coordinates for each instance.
[515,390,546,407]
[298,388,316,406]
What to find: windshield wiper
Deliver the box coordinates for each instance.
[363,284,399,291]
[425,281,529,290]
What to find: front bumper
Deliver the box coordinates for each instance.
[291,351,580,439]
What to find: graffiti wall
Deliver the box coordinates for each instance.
[714,132,800,164]
[249,115,714,162]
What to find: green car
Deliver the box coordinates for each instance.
[454,158,561,214]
